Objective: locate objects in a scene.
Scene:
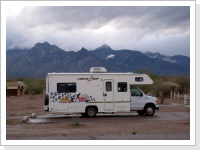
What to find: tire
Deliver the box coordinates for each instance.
[80,113,87,117]
[144,104,155,116]
[86,107,97,117]
[137,110,144,116]
[44,94,49,105]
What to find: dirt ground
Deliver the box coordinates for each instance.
[6,94,190,140]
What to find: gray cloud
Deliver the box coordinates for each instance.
[6,6,190,56]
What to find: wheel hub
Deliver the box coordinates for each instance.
[88,109,95,116]
[147,107,153,114]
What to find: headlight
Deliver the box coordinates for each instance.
[156,100,159,104]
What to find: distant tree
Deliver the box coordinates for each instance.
[24,78,44,95]
[136,68,158,80]
[172,76,190,94]
[152,78,170,103]
[6,78,17,82]
[135,69,170,103]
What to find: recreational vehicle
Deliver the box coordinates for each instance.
[44,67,159,117]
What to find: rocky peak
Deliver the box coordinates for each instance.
[80,47,88,51]
[95,44,112,51]
[34,41,51,49]
[31,42,64,55]
[145,52,163,58]
[101,44,110,48]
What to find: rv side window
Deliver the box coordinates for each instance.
[118,82,127,92]
[106,82,112,91]
[57,83,76,93]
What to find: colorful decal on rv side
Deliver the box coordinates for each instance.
[49,92,96,103]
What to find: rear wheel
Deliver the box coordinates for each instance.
[144,104,155,116]
[44,94,49,111]
[86,107,97,117]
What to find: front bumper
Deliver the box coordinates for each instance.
[155,105,159,110]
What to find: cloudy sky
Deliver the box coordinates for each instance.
[6,4,190,56]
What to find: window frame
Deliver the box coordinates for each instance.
[130,87,143,96]
[135,77,143,82]
[117,82,127,92]
[106,81,112,91]
[57,83,77,93]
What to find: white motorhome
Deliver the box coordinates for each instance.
[44,67,159,117]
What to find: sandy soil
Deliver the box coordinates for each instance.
[6,94,190,140]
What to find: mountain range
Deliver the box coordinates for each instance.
[6,42,190,78]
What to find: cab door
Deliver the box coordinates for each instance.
[103,80,114,110]
[130,87,145,110]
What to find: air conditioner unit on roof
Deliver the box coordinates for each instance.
[90,67,107,73]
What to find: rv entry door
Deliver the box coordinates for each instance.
[103,80,114,110]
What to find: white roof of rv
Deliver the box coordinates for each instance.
[47,72,138,75]
[46,72,148,76]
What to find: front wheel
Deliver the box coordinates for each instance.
[80,113,87,117]
[137,110,144,116]
[86,107,97,117]
[144,105,155,116]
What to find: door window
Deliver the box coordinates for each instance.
[106,82,112,91]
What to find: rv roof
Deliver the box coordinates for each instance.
[46,72,153,84]
[48,72,138,75]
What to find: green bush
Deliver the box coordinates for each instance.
[24,78,44,95]
[132,131,137,135]
[172,76,190,94]
[71,122,81,126]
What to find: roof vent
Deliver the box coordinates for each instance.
[90,67,107,73]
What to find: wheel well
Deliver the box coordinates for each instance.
[86,106,98,112]
[144,103,156,110]
[44,94,49,105]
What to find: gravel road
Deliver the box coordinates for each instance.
[7,111,190,140]
[6,94,190,141]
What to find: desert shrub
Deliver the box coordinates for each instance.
[172,76,190,94]
[6,78,17,82]
[132,131,137,135]
[152,78,170,103]
[24,78,44,95]
[71,122,81,126]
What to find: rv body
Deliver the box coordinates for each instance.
[44,68,159,116]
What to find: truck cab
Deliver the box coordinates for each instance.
[130,87,159,116]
